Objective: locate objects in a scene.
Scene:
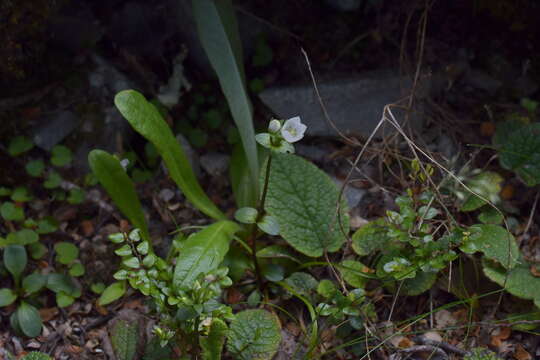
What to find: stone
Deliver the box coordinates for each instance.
[200,152,230,177]
[33,111,80,151]
[332,177,366,209]
[159,188,175,202]
[259,70,428,139]
[295,144,328,162]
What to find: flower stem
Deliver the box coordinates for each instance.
[250,154,273,290]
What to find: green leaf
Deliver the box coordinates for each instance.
[173,221,239,290]
[498,123,540,186]
[67,188,85,204]
[4,245,27,282]
[98,281,126,306]
[43,171,62,189]
[200,318,228,360]
[11,187,32,202]
[483,259,540,305]
[227,309,281,360]
[26,159,45,177]
[478,207,504,224]
[143,336,173,360]
[461,172,503,211]
[22,273,47,294]
[462,224,519,269]
[351,218,390,256]
[111,319,139,360]
[400,271,438,296]
[339,260,370,289]
[5,229,39,246]
[256,245,302,264]
[8,136,34,156]
[91,282,106,294]
[193,0,259,196]
[36,217,59,234]
[46,273,78,295]
[284,272,318,297]
[317,280,337,299]
[88,150,151,243]
[28,243,47,259]
[234,207,258,224]
[56,292,75,307]
[17,302,42,337]
[69,262,85,277]
[262,263,284,282]
[54,242,79,264]
[1,202,25,221]
[0,186,11,196]
[114,90,225,220]
[257,214,280,236]
[50,145,72,167]
[264,153,349,257]
[0,288,17,307]
[21,351,52,360]
[122,256,140,269]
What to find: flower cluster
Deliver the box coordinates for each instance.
[255,116,307,153]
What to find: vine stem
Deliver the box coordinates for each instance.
[249,154,273,290]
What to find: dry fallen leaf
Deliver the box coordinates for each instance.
[491,326,511,348]
[514,344,532,360]
[225,288,244,305]
[480,122,496,137]
[39,307,59,322]
[500,184,514,200]
[81,220,95,237]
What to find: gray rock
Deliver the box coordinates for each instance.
[259,70,428,139]
[333,177,366,209]
[159,188,176,202]
[200,152,230,177]
[325,0,363,11]
[33,111,80,151]
[295,144,328,162]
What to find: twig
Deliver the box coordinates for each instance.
[523,190,539,236]
[413,337,469,356]
[397,345,448,360]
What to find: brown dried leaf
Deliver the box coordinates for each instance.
[490,326,511,348]
[514,344,532,360]
[81,220,95,237]
[39,307,59,322]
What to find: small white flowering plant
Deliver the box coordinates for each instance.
[254,116,307,154]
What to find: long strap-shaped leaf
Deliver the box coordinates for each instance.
[193,0,259,201]
[114,90,225,220]
[88,150,151,243]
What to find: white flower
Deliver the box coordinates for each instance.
[268,119,281,133]
[280,116,306,143]
[120,158,130,170]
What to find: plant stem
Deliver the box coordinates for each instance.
[250,154,273,290]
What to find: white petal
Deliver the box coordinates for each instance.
[281,116,307,143]
[268,119,281,133]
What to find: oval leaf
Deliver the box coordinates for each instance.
[351,218,389,256]
[89,150,151,242]
[227,309,281,360]
[173,221,239,290]
[0,288,17,307]
[462,224,519,269]
[98,281,127,306]
[114,90,225,220]
[4,244,27,281]
[17,302,42,337]
[264,153,349,257]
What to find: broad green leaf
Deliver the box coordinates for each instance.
[262,263,284,282]
[22,273,47,294]
[351,218,389,256]
[17,302,42,337]
[143,337,173,360]
[339,260,370,289]
[21,351,52,360]
[98,281,126,306]
[67,188,85,204]
[50,145,72,167]
[56,292,75,308]
[54,242,79,264]
[111,319,139,360]
[1,202,25,221]
[483,259,540,307]
[8,136,34,156]
[400,271,437,296]
[46,273,77,295]
[461,224,519,269]
[4,244,27,282]
[114,90,225,220]
[200,318,228,360]
[26,159,45,177]
[478,206,504,224]
[284,272,318,297]
[5,229,39,246]
[256,244,302,264]
[227,309,281,360]
[317,280,337,299]
[36,217,59,234]
[173,221,239,290]
[43,171,62,189]
[88,150,150,243]
[193,0,259,196]
[460,172,503,211]
[234,207,258,224]
[11,187,32,202]
[0,288,17,307]
[498,123,540,186]
[264,153,349,257]
[28,243,47,259]
[69,262,85,277]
